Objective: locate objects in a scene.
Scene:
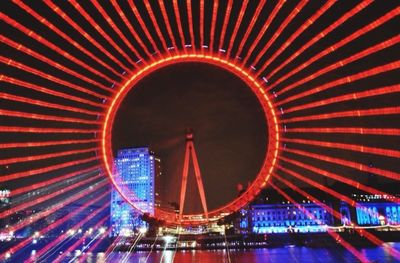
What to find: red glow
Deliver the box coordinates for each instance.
[242,1,284,65]
[269,181,371,263]
[273,173,400,259]
[284,85,400,114]
[0,55,107,99]
[209,0,219,53]
[9,1,122,78]
[0,156,99,183]
[266,1,373,81]
[218,0,233,53]
[54,215,110,263]
[282,137,400,159]
[186,0,195,49]
[0,109,101,125]
[0,90,101,116]
[0,75,105,110]
[158,0,178,48]
[0,35,114,92]
[0,174,102,220]
[92,1,148,63]
[257,1,335,75]
[282,107,400,123]
[0,138,98,150]
[282,147,400,181]
[11,165,101,196]
[252,1,308,69]
[0,189,110,261]
[101,53,279,225]
[227,0,249,58]
[0,147,98,166]
[9,180,107,234]
[277,61,400,106]
[173,0,187,50]
[235,0,266,59]
[273,34,399,96]
[199,0,205,50]
[140,1,169,52]
[279,156,400,202]
[29,204,110,263]
[69,0,137,69]
[286,127,400,136]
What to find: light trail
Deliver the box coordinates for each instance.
[172,0,187,50]
[92,0,149,63]
[0,55,107,100]
[256,1,335,76]
[158,0,178,49]
[226,0,249,58]
[0,138,99,150]
[0,174,102,220]
[140,1,169,52]
[282,106,400,124]
[0,188,110,261]
[252,1,308,68]
[0,109,101,125]
[266,1,373,81]
[11,1,123,78]
[0,156,99,182]
[282,147,400,181]
[269,181,371,263]
[273,34,399,96]
[284,85,400,114]
[8,180,107,236]
[0,35,114,92]
[0,75,106,109]
[11,167,101,197]
[234,0,266,59]
[278,157,400,203]
[241,0,285,65]
[186,0,195,49]
[0,91,101,116]
[209,0,219,53]
[218,0,233,53]
[69,0,138,69]
[30,205,110,263]
[281,137,400,159]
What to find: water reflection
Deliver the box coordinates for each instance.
[71,243,400,263]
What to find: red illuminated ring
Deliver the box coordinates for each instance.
[101,53,280,225]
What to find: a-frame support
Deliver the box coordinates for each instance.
[179,130,209,222]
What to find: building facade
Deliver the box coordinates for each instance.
[342,194,400,226]
[110,147,161,237]
[247,203,334,234]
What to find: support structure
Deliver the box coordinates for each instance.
[179,129,209,222]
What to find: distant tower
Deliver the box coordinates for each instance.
[179,129,209,222]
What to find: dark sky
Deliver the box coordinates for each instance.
[0,1,399,218]
[113,62,267,213]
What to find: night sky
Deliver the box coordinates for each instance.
[0,1,399,221]
[113,62,267,213]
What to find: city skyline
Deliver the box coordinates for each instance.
[0,1,399,261]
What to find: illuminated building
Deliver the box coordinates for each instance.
[0,189,11,228]
[248,203,334,234]
[347,194,400,226]
[110,147,161,237]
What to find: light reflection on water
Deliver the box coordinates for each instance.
[72,243,400,263]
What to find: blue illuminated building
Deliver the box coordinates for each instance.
[247,203,334,234]
[348,194,400,226]
[110,147,161,237]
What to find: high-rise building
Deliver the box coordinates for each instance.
[110,147,161,237]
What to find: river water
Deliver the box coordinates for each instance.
[81,243,400,263]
